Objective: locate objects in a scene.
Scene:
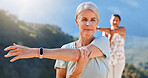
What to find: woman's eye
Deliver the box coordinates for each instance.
[91,19,96,21]
[82,19,87,21]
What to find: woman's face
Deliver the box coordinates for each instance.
[110,16,120,29]
[75,9,99,37]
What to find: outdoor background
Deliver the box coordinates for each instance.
[0,0,148,78]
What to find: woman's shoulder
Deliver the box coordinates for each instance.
[119,26,126,30]
[95,36,109,41]
[92,36,110,46]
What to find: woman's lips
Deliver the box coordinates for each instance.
[113,24,117,26]
[85,29,93,31]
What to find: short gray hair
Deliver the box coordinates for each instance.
[75,2,99,20]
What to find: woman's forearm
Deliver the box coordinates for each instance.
[68,73,80,78]
[96,27,111,34]
[32,48,80,61]
[67,48,89,78]
[111,27,126,35]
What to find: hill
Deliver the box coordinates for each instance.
[0,9,76,78]
[125,35,148,67]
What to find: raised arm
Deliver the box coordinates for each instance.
[68,47,90,78]
[111,27,125,35]
[4,43,80,62]
[111,27,126,39]
[4,36,110,62]
[96,27,111,34]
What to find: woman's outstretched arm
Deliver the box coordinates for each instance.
[111,27,126,39]
[4,36,109,62]
[4,43,81,62]
[111,27,126,35]
[96,27,111,34]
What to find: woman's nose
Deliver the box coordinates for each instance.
[86,21,91,26]
[114,21,117,23]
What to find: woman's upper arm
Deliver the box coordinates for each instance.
[86,44,104,58]
[85,37,110,58]
[98,28,111,34]
[118,27,126,39]
[119,27,126,34]
[102,32,111,39]
[56,68,67,78]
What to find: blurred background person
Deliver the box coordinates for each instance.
[97,14,126,78]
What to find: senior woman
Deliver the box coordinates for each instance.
[97,14,126,78]
[4,2,110,78]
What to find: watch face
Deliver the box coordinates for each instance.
[40,48,43,55]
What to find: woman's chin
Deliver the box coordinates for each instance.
[113,25,118,28]
[83,32,94,37]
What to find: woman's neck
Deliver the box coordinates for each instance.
[76,36,94,48]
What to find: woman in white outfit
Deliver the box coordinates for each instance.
[97,14,126,78]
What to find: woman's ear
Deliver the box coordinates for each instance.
[96,19,99,26]
[97,19,99,25]
[75,18,79,27]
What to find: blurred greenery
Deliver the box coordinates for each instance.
[125,35,148,76]
[0,9,148,78]
[122,63,148,78]
[125,35,148,66]
[0,9,77,78]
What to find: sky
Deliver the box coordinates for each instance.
[0,0,148,38]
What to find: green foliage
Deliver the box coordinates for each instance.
[125,35,148,69]
[0,9,76,78]
[122,63,148,78]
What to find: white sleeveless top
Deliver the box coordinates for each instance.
[110,33,125,65]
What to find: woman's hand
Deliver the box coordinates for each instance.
[4,43,37,62]
[75,47,90,73]
[68,47,91,78]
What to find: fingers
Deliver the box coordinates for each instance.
[10,55,21,62]
[4,45,17,51]
[87,51,92,58]
[4,43,18,51]
[85,47,92,58]
[4,43,31,62]
[13,43,16,46]
[79,47,89,58]
[4,52,21,58]
[79,47,84,57]
[84,48,87,58]
[4,43,24,51]
[4,47,20,58]
[83,47,89,57]
[82,47,92,58]
[7,48,20,54]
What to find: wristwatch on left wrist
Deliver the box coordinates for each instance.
[39,47,43,59]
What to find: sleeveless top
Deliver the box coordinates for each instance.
[110,33,125,65]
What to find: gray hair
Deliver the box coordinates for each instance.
[75,2,99,20]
